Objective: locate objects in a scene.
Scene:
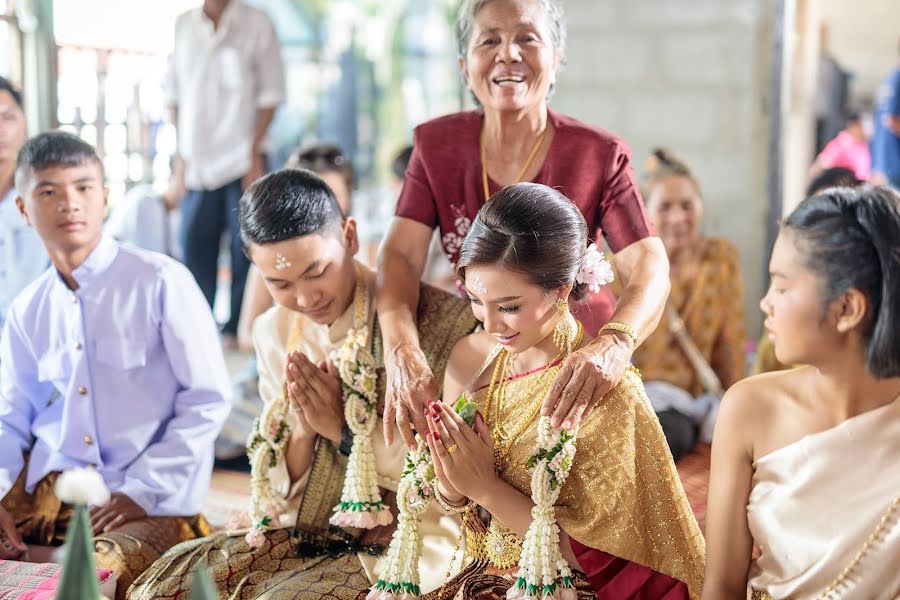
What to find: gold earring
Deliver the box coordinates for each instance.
[552,298,576,354]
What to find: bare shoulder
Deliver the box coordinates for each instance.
[444,330,495,395]
[717,367,812,458]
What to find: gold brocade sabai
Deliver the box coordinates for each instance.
[464,365,706,599]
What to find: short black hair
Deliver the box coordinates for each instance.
[806,167,861,197]
[392,145,413,181]
[239,168,344,254]
[16,131,103,190]
[0,76,23,109]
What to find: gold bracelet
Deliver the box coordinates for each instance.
[600,321,637,345]
[433,485,470,513]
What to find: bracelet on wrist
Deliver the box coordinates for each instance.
[599,321,637,347]
[433,485,470,513]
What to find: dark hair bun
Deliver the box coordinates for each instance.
[457,183,592,300]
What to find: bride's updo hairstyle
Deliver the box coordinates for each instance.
[457,182,590,301]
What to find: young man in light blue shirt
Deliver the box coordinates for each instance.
[0,132,230,597]
[0,77,46,332]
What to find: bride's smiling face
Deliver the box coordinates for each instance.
[464,264,561,353]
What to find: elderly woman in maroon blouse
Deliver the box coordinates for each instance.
[377,0,670,454]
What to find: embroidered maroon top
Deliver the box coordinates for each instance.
[395,108,654,334]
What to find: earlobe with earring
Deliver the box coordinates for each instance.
[552,297,577,354]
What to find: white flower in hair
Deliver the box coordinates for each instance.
[55,467,111,506]
[576,243,615,293]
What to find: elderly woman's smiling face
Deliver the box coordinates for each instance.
[462,0,563,114]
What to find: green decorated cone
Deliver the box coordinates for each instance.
[56,504,101,600]
[189,561,218,600]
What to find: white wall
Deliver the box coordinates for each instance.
[550,0,776,335]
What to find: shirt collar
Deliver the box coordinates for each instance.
[197,0,240,39]
[67,235,119,291]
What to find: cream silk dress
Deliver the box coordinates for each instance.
[747,394,900,599]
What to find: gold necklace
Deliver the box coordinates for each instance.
[480,125,548,203]
[484,322,584,465]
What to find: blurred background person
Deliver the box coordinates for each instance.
[871,37,900,189]
[166,0,285,345]
[104,162,185,259]
[808,112,870,182]
[617,148,746,461]
[0,77,46,335]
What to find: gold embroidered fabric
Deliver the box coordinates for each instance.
[420,561,597,600]
[1,468,207,600]
[129,528,372,599]
[615,237,746,395]
[129,278,479,599]
[467,367,706,599]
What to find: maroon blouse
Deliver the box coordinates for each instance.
[395,108,654,335]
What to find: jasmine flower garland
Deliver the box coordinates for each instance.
[244,268,390,549]
[506,417,579,600]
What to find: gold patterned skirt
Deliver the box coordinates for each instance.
[126,527,372,600]
[0,469,207,600]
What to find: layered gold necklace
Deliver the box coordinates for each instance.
[480,125,548,203]
[482,321,584,467]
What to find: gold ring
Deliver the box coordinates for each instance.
[447,444,459,455]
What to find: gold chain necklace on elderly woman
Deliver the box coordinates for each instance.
[483,322,584,466]
[480,126,548,203]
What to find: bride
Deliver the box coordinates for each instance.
[371,183,705,600]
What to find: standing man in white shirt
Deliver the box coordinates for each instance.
[166,0,285,343]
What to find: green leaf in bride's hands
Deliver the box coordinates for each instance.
[453,395,479,427]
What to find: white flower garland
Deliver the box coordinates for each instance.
[329,280,392,528]
[243,269,390,548]
[367,441,436,600]
[506,417,579,600]
[367,392,581,600]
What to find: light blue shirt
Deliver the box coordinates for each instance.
[0,235,230,516]
[0,187,49,331]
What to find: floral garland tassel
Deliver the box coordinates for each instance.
[367,443,435,600]
[506,417,579,600]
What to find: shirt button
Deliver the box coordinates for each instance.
[75,342,83,350]
[78,385,88,395]
[71,295,77,304]
[84,435,94,445]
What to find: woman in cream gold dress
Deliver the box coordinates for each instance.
[702,186,900,599]
[375,183,705,599]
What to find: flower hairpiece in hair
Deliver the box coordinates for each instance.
[576,243,614,293]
